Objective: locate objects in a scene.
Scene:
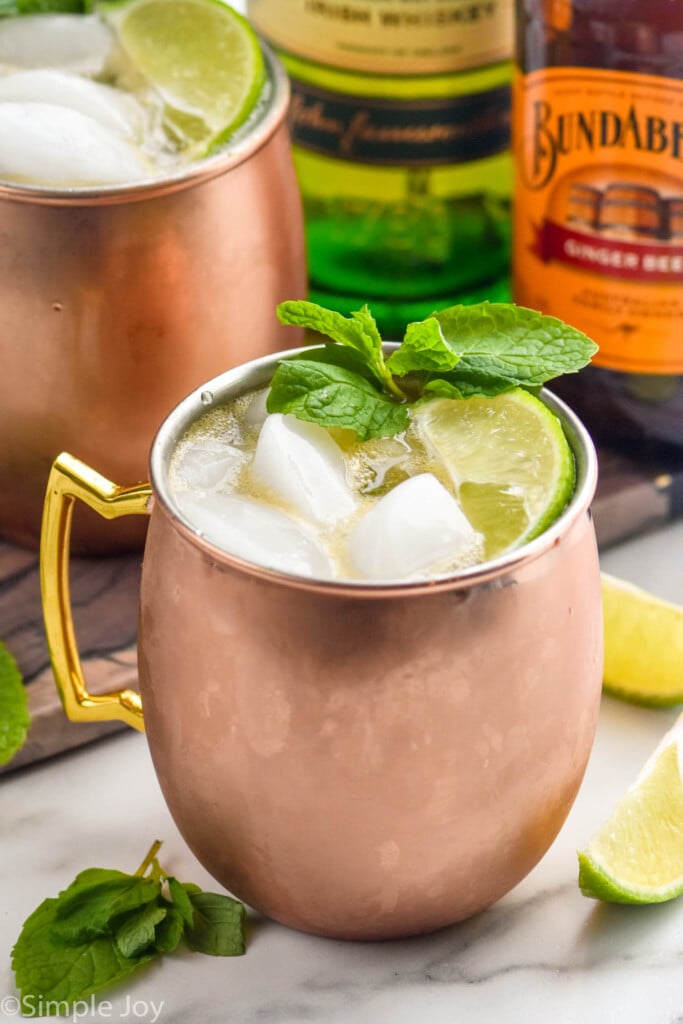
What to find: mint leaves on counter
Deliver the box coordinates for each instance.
[269,300,598,440]
[12,841,245,1014]
[0,641,29,767]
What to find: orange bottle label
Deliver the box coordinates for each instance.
[513,67,683,374]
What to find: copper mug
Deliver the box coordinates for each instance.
[40,348,603,940]
[0,44,305,553]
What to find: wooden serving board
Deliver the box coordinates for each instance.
[2,443,683,775]
[0,540,140,775]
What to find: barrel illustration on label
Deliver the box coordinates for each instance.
[598,184,664,239]
[531,169,683,285]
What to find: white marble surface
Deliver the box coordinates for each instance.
[1,522,683,1024]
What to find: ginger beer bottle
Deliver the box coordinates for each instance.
[513,0,683,450]
[248,0,514,337]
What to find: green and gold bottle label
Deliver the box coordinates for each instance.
[247,0,513,75]
[288,79,511,165]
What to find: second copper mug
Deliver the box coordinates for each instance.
[40,347,604,941]
[0,44,305,552]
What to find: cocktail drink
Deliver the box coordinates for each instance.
[0,4,266,186]
[167,299,594,581]
[0,1,306,551]
[41,300,605,939]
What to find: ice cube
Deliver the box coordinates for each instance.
[242,388,269,430]
[175,492,333,579]
[347,473,483,581]
[172,437,248,492]
[0,71,145,140]
[0,103,150,186]
[252,413,356,525]
[0,15,115,75]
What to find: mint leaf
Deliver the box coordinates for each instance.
[386,318,460,375]
[12,897,151,1011]
[53,872,161,943]
[278,299,381,365]
[349,304,384,354]
[432,302,597,389]
[288,342,380,383]
[184,891,245,957]
[386,317,521,399]
[114,903,167,959]
[0,641,29,767]
[267,359,409,441]
[167,877,194,927]
[153,907,185,954]
[423,366,524,399]
[277,300,402,397]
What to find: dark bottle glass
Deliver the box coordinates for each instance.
[513,0,683,452]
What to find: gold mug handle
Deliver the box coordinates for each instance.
[40,452,153,733]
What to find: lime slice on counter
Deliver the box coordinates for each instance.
[601,573,683,706]
[412,389,575,559]
[578,713,683,904]
[105,0,265,153]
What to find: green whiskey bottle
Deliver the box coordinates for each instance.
[247,0,514,337]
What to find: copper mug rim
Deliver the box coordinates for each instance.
[149,344,599,598]
[0,40,288,208]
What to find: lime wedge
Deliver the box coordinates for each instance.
[578,713,683,903]
[412,390,575,558]
[106,0,266,153]
[601,573,683,706]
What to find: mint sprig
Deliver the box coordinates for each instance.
[268,300,598,440]
[277,300,403,398]
[12,841,245,1014]
[0,641,30,767]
